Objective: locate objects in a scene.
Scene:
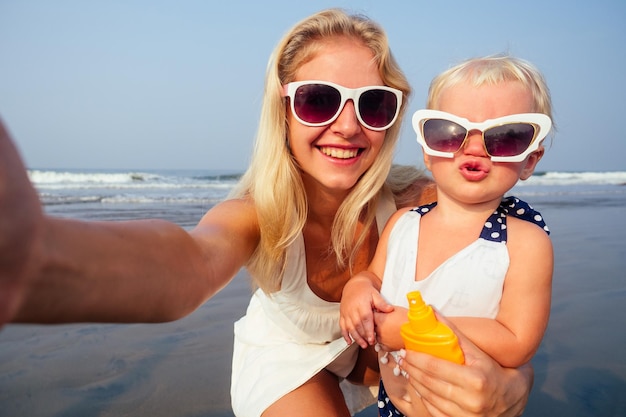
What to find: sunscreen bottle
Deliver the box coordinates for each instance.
[400,290,464,364]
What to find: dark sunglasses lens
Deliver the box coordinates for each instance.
[422,119,467,152]
[484,123,535,157]
[293,84,341,124]
[359,90,398,128]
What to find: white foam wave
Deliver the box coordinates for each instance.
[27,169,238,190]
[29,169,626,188]
[522,171,626,186]
[28,170,161,184]
[29,169,625,208]
[100,196,224,204]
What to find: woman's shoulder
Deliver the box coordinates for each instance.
[196,197,259,235]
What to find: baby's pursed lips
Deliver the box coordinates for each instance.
[460,159,490,173]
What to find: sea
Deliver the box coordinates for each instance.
[0,168,625,416]
[28,168,242,228]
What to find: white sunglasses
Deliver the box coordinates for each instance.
[412,109,552,162]
[282,80,403,131]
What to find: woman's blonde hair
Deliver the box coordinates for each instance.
[229,8,411,292]
[428,54,554,124]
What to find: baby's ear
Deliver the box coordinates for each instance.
[520,147,545,180]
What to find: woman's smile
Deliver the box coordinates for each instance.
[318,145,362,160]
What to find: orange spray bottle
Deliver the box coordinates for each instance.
[400,290,464,364]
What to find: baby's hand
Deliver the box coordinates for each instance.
[340,274,393,349]
[374,307,408,351]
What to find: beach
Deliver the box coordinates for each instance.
[1,169,625,416]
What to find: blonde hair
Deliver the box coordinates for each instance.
[229,8,411,292]
[427,54,554,125]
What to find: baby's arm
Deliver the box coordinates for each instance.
[340,208,410,348]
[340,271,387,348]
[449,219,553,367]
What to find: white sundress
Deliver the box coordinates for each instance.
[230,191,398,417]
[381,196,550,315]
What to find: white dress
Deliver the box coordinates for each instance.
[380,197,549,315]
[380,206,509,317]
[231,191,398,417]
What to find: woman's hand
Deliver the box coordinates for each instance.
[398,316,533,417]
[0,119,45,326]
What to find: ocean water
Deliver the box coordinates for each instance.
[1,169,625,416]
[28,168,241,227]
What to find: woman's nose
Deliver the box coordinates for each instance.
[330,100,361,136]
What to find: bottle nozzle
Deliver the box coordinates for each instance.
[406,291,438,332]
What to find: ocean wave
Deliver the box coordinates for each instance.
[99,196,225,205]
[28,169,240,190]
[524,171,626,186]
[39,195,104,205]
[40,194,226,206]
[29,170,162,184]
[191,173,242,181]
[30,169,626,209]
[28,169,626,188]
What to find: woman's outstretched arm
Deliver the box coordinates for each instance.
[0,118,259,326]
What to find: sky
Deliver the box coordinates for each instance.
[1,0,625,173]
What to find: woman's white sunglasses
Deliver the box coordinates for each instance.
[283,80,403,131]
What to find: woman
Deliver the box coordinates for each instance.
[0,8,533,417]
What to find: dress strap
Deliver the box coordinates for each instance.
[410,202,437,216]
[410,197,549,244]
[480,196,550,243]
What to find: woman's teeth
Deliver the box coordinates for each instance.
[320,147,358,159]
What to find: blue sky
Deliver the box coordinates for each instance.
[1,0,624,172]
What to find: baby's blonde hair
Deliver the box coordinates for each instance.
[229,8,411,292]
[428,54,554,124]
